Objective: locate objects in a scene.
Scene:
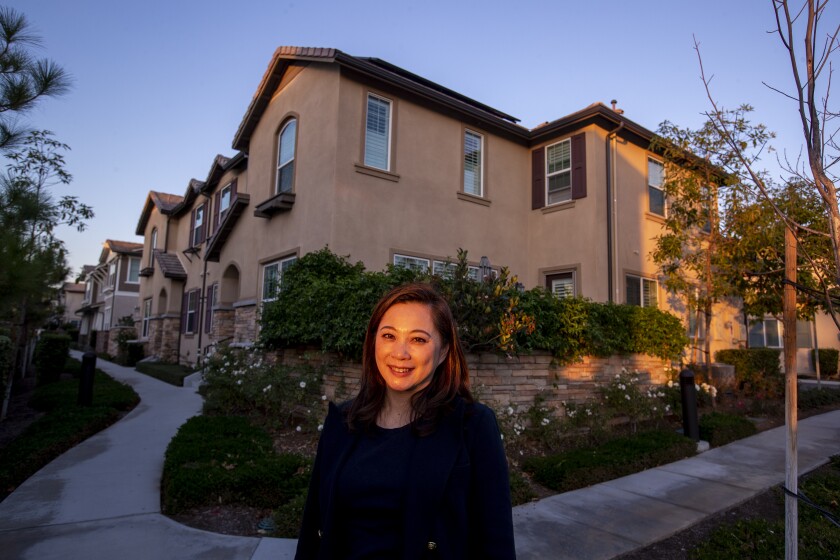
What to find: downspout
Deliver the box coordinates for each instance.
[605,121,624,303]
[196,193,212,365]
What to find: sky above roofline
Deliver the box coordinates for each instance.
[5,0,835,278]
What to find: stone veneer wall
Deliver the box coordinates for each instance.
[234,304,257,345]
[106,326,136,357]
[95,330,109,356]
[271,348,672,413]
[212,308,235,343]
[144,315,181,363]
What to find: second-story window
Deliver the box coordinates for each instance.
[277,119,297,194]
[219,183,232,218]
[127,257,140,283]
[149,228,157,267]
[648,158,665,216]
[464,130,484,197]
[192,204,205,247]
[108,262,117,289]
[365,94,391,170]
[546,139,572,205]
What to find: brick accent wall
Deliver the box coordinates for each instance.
[270,348,672,414]
[212,308,235,342]
[159,316,181,363]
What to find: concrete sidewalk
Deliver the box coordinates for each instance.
[0,354,838,559]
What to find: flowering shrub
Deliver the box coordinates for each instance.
[200,345,326,432]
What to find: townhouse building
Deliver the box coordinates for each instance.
[77,240,143,354]
[133,46,837,369]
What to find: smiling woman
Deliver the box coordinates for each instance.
[295,283,515,560]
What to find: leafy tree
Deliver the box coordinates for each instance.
[650,108,772,368]
[0,131,92,419]
[0,7,70,150]
[727,180,834,320]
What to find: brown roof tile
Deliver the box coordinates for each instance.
[105,239,144,255]
[155,251,187,280]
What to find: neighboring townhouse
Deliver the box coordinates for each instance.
[57,282,85,327]
[133,46,837,370]
[76,240,142,354]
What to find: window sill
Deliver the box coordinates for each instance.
[645,212,666,224]
[457,192,491,206]
[354,163,400,182]
[254,192,295,218]
[541,200,575,214]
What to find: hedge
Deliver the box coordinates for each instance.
[260,247,688,363]
[0,335,11,401]
[813,348,839,377]
[714,348,783,396]
[699,412,757,447]
[34,333,71,385]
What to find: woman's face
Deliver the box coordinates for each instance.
[375,302,448,398]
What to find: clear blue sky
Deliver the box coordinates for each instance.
[7,0,834,278]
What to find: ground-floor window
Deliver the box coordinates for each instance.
[142,298,152,338]
[626,275,657,307]
[546,271,575,299]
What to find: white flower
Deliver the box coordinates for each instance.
[615,374,621,379]
[586,409,592,416]
[625,394,631,401]
[299,381,306,388]
[710,387,718,398]
[236,379,243,385]
[317,424,323,432]
[667,380,674,388]
[295,425,302,432]
[541,417,550,426]
[695,384,701,391]
[262,384,272,393]
[506,406,514,415]
[321,395,327,401]
[665,405,671,412]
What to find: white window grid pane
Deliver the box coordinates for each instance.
[277,120,297,193]
[394,254,430,272]
[642,278,658,307]
[764,318,781,347]
[546,140,572,205]
[467,266,480,281]
[128,258,140,282]
[193,206,204,245]
[626,275,641,306]
[365,95,391,170]
[433,260,457,278]
[648,159,664,188]
[552,275,575,299]
[220,185,232,214]
[464,131,483,196]
[262,263,280,301]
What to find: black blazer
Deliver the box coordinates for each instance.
[295,397,516,559]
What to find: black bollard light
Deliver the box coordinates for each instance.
[78,351,96,407]
[679,368,699,441]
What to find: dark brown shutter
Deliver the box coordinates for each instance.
[181,289,188,333]
[571,133,587,200]
[213,192,221,230]
[189,209,196,248]
[531,148,545,209]
[202,204,208,243]
[205,284,214,333]
[230,178,238,200]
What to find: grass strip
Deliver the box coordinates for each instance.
[135,362,194,387]
[0,365,139,500]
[161,414,311,535]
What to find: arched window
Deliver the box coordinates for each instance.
[276,119,297,194]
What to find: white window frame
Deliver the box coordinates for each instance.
[107,262,117,290]
[364,93,392,171]
[648,158,665,216]
[142,298,152,338]
[262,255,297,302]
[185,290,198,334]
[193,204,205,247]
[626,274,658,308]
[546,139,572,205]
[463,130,484,197]
[547,271,576,299]
[276,119,297,194]
[219,183,233,219]
[149,228,158,267]
[393,254,430,272]
[127,257,140,284]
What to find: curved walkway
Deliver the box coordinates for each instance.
[0,355,838,559]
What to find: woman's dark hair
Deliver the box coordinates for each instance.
[346,282,473,435]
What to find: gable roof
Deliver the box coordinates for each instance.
[232,46,660,154]
[99,239,143,264]
[135,190,185,235]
